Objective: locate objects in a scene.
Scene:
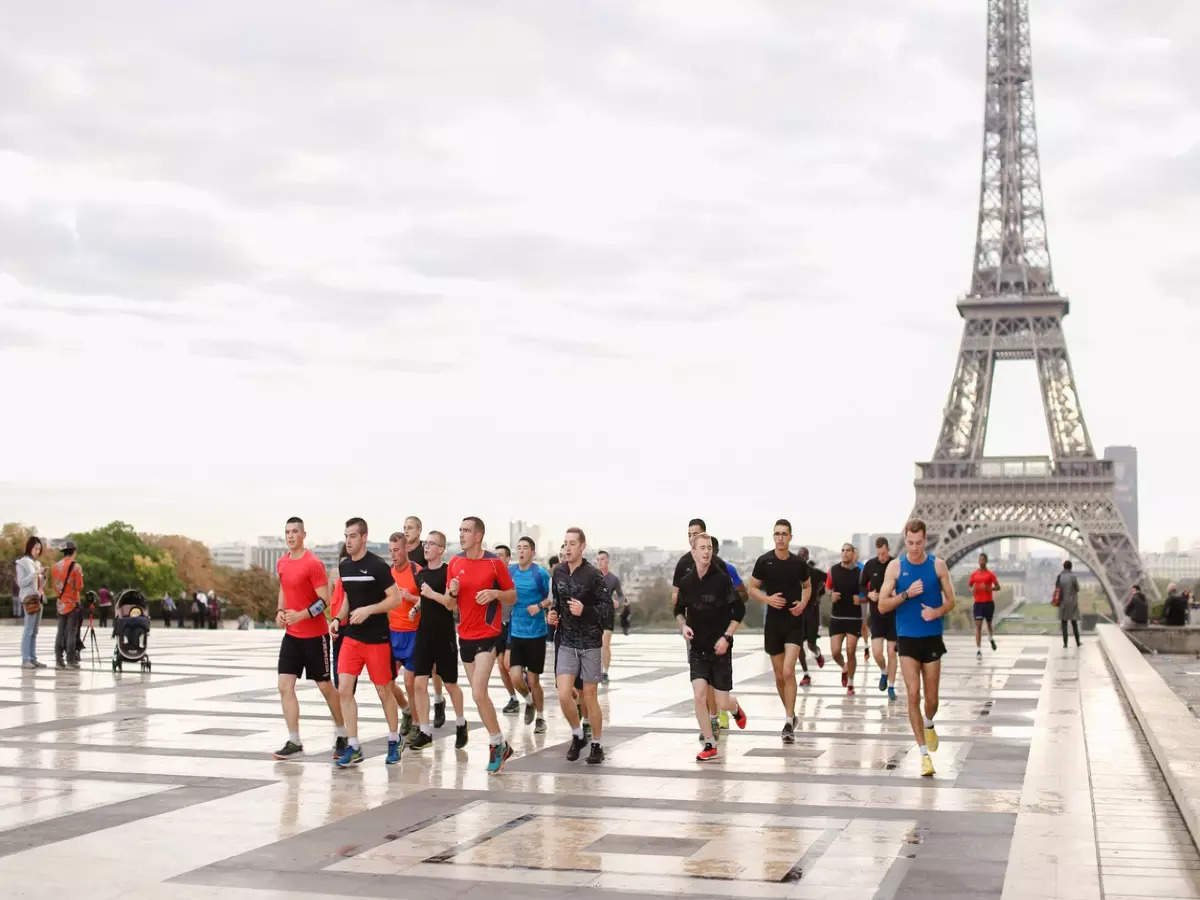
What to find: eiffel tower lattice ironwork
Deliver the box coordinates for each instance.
[909,0,1154,612]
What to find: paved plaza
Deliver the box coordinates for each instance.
[1,628,1198,899]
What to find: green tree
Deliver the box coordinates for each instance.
[220,566,277,621]
[70,521,182,598]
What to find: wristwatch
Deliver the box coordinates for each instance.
[722,633,733,642]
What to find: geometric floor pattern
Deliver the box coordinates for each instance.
[0,628,1196,898]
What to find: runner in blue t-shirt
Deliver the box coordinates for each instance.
[878,519,957,777]
[507,536,552,733]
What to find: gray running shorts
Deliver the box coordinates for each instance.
[555,645,602,684]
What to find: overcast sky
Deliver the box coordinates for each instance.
[1,0,1196,555]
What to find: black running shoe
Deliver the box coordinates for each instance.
[524,703,535,725]
[332,736,348,759]
[433,700,446,728]
[586,742,605,765]
[502,697,520,714]
[582,721,592,742]
[567,735,587,761]
[455,723,469,749]
[782,721,795,744]
[274,740,304,760]
[990,638,997,651]
[408,731,433,751]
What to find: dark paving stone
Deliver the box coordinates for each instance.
[585,834,707,856]
[743,747,825,759]
[188,727,264,737]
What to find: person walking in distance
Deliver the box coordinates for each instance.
[747,520,811,744]
[447,517,518,774]
[96,586,113,628]
[330,518,404,767]
[968,553,1000,659]
[162,593,175,628]
[597,550,624,684]
[51,541,84,669]
[861,537,897,699]
[408,532,468,751]
[507,536,551,733]
[1056,560,1082,648]
[827,543,864,695]
[878,519,957,777]
[675,534,748,761]
[493,545,521,716]
[272,517,346,760]
[548,527,611,765]
[17,537,46,669]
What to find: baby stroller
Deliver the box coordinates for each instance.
[112,589,152,672]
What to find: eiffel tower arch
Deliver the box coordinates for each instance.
[910,0,1155,613]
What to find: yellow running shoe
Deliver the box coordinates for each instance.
[924,726,939,752]
[718,711,729,730]
[921,754,935,777]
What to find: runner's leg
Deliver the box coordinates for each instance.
[900,655,924,747]
[693,679,714,743]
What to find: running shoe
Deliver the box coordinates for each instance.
[887,686,897,701]
[733,705,747,729]
[696,743,718,762]
[921,754,935,777]
[455,724,469,749]
[990,638,997,651]
[408,731,433,751]
[847,685,855,696]
[878,673,888,692]
[524,703,536,725]
[401,710,412,735]
[864,645,870,661]
[567,735,587,761]
[586,742,605,765]
[815,653,825,668]
[781,721,795,744]
[534,717,547,734]
[335,745,364,768]
[385,740,401,765]
[433,700,446,728]
[487,741,513,775]
[502,697,520,715]
[600,671,609,684]
[718,710,729,730]
[924,726,939,752]
[582,721,592,742]
[273,740,304,760]
[333,736,348,759]
[841,671,848,688]
[976,649,982,660]
[800,673,812,687]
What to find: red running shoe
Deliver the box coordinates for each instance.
[696,743,719,762]
[841,671,848,688]
[800,673,812,687]
[816,654,825,668]
[847,685,855,696]
[733,705,747,729]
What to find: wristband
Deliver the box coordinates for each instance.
[722,633,733,642]
[307,598,326,618]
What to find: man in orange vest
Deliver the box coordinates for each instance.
[52,541,84,670]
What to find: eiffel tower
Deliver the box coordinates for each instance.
[910,0,1155,612]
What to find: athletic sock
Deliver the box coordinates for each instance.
[508,693,516,701]
[288,732,301,744]
[581,717,589,726]
[420,724,433,736]
[334,726,347,738]
[488,732,503,746]
[456,716,467,727]
[349,737,360,749]
[434,691,444,702]
[923,716,934,728]
[919,745,930,756]
[572,726,583,739]
[387,732,399,743]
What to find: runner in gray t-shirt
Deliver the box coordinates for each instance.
[597,551,624,684]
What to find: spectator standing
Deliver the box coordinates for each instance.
[191,590,205,629]
[96,587,113,628]
[17,537,46,669]
[162,593,175,628]
[1124,584,1149,626]
[207,590,220,628]
[1055,560,1081,649]
[51,541,85,669]
[1163,584,1189,626]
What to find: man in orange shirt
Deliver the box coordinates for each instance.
[52,541,84,669]
[387,533,419,739]
[968,552,1000,660]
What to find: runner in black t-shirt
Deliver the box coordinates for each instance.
[674,534,747,761]
[796,547,826,686]
[861,536,897,699]
[409,531,468,751]
[827,543,865,695]
[747,519,811,744]
[330,517,403,768]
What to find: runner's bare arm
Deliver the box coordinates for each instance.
[932,559,957,617]
[876,559,904,613]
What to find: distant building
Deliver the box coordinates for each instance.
[742,536,764,558]
[719,539,740,560]
[210,542,251,571]
[1144,552,1200,582]
[1104,446,1139,549]
[1165,537,1181,554]
[250,536,287,571]
[509,520,542,551]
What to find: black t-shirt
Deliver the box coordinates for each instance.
[551,559,610,650]
[415,564,454,634]
[407,542,427,568]
[674,564,745,656]
[751,551,809,622]
[338,552,394,644]
[861,556,892,616]
[828,564,863,620]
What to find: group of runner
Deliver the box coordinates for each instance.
[271,511,967,777]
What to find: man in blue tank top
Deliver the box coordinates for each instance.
[878,518,957,777]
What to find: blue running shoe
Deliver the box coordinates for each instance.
[887,686,897,701]
[336,744,364,768]
[878,673,888,692]
[385,740,401,765]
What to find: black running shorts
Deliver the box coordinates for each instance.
[507,636,546,675]
[459,633,504,665]
[278,633,331,682]
[829,617,862,637]
[897,635,947,664]
[763,613,807,656]
[973,601,995,622]
[688,647,733,692]
[412,627,459,683]
[869,609,898,642]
